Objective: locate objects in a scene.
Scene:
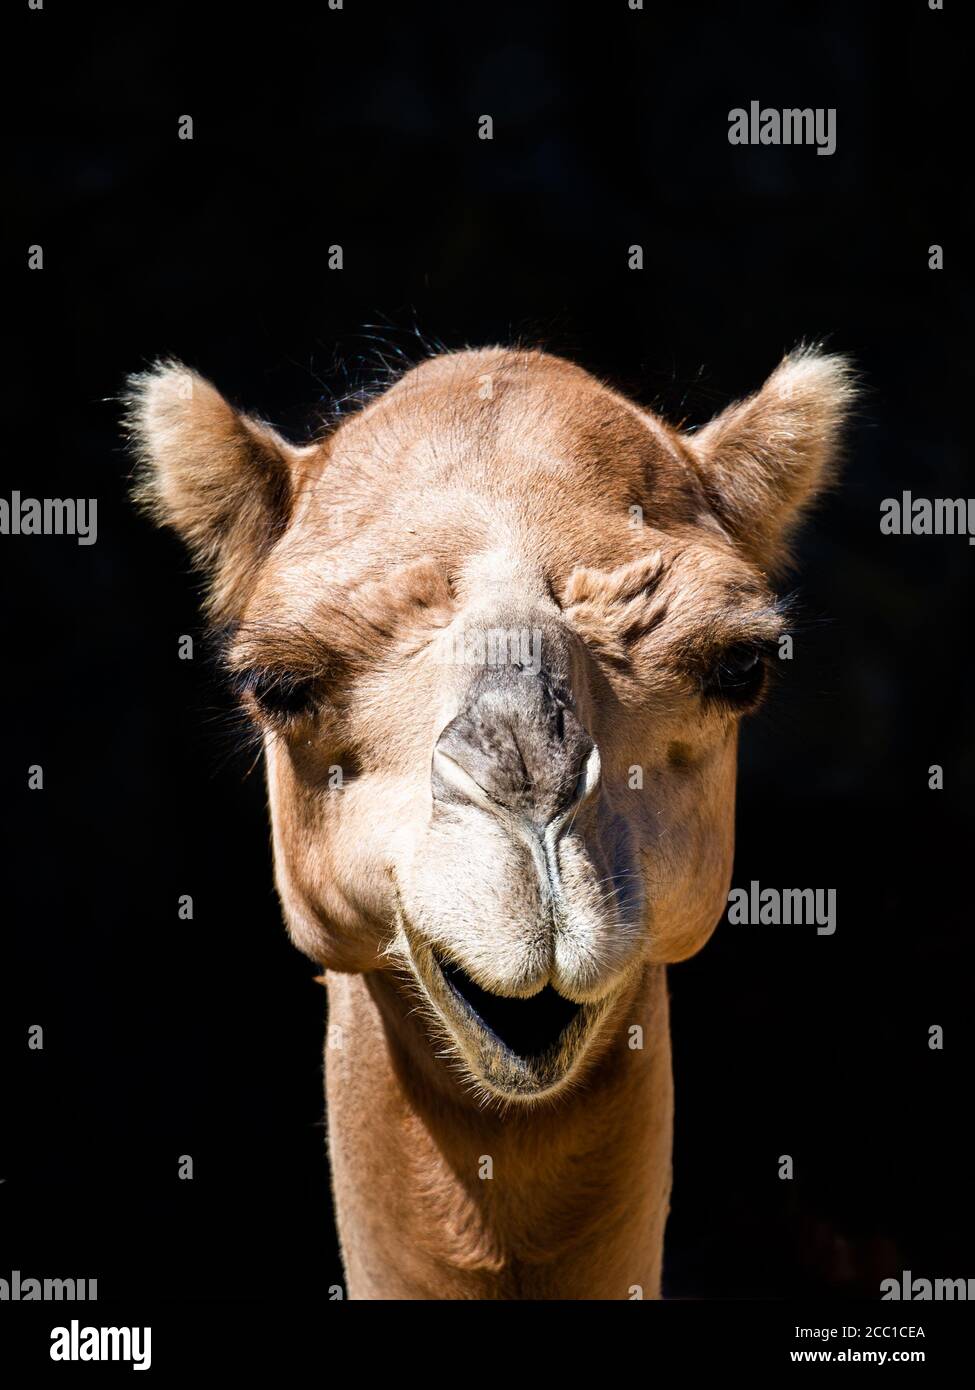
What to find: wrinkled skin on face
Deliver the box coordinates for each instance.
[127,346,853,1102]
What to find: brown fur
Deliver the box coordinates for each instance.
[125,344,854,1299]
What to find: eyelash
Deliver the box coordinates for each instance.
[233,668,319,726]
[700,641,773,707]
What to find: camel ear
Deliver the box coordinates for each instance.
[686,347,856,573]
[124,360,296,618]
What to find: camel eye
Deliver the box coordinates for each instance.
[702,642,769,706]
[235,668,318,725]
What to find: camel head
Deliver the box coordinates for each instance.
[126,346,853,1103]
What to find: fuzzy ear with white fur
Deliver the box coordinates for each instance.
[124,361,298,619]
[686,347,857,574]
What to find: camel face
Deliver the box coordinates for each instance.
[127,345,854,1103]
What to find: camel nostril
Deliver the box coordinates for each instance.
[572,743,601,807]
[431,745,500,814]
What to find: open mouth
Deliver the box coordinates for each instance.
[395,912,619,1100]
[436,952,582,1060]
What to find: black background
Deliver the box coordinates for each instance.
[3,0,972,1304]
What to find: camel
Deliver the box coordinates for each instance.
[125,344,854,1299]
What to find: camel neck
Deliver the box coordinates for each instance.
[324,965,674,1299]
